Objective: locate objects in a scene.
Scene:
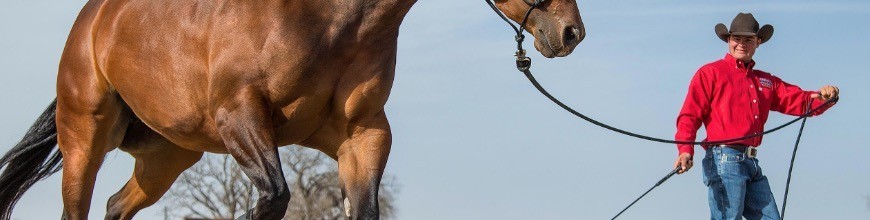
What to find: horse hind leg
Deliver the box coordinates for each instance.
[104,120,203,220]
[56,91,131,220]
[55,11,138,217]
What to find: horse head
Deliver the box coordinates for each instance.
[492,0,585,58]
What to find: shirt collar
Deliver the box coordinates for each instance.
[724,53,756,72]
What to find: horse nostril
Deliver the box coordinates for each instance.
[563,26,577,45]
[563,26,584,46]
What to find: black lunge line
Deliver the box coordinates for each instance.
[611,167,680,220]
[780,95,814,219]
[519,67,837,145]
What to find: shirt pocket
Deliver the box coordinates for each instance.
[757,84,775,108]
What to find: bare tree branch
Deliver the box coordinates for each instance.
[160,146,398,220]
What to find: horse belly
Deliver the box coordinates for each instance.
[270,99,331,146]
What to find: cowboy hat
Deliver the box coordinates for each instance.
[715,13,774,44]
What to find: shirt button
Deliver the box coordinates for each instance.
[753,100,757,103]
[750,85,754,88]
[755,115,759,119]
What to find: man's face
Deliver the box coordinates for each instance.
[728,35,760,62]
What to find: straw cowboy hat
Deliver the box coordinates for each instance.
[715,13,774,44]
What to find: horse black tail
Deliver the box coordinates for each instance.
[0,99,62,220]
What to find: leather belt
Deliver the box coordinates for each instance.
[719,144,758,158]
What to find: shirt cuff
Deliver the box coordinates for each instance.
[678,144,694,156]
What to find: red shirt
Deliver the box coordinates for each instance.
[675,54,835,156]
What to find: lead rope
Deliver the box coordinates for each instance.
[780,94,814,219]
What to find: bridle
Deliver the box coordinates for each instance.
[484,0,547,71]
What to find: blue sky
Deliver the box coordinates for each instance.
[1,0,868,219]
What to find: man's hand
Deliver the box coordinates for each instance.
[811,85,839,101]
[674,153,693,174]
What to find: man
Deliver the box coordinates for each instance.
[672,13,839,219]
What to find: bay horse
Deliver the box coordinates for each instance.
[0,0,584,219]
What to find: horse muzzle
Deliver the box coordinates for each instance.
[535,22,585,58]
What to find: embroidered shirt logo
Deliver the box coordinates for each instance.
[759,78,773,88]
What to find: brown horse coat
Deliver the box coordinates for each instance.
[0,0,583,219]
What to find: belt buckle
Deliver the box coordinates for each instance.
[745,146,758,158]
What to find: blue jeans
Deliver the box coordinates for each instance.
[702,146,780,220]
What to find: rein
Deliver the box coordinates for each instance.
[484,1,838,219]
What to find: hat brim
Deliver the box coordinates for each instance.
[757,24,774,44]
[715,23,729,42]
[715,23,775,44]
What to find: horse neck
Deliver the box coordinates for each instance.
[315,0,417,38]
[358,0,417,17]
[348,0,417,20]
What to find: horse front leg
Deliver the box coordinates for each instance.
[337,111,392,220]
[215,87,290,220]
